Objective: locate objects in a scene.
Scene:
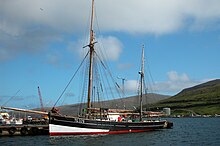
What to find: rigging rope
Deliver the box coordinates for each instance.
[95,51,127,109]
[52,51,90,108]
[79,56,89,115]
[2,89,21,107]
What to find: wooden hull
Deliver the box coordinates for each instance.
[49,115,166,136]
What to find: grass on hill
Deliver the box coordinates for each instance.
[145,79,220,115]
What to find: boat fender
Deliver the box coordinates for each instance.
[20,127,28,135]
[8,127,16,135]
[164,121,168,128]
[31,127,39,135]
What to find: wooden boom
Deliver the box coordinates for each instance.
[1,106,48,115]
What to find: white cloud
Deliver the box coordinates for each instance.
[68,36,123,61]
[2,0,220,36]
[167,71,190,82]
[1,0,220,62]
[123,71,215,95]
[0,26,62,62]
[123,71,194,95]
[124,80,139,93]
[97,36,123,61]
[96,0,220,34]
[153,71,210,94]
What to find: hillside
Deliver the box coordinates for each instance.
[55,93,170,116]
[146,79,220,115]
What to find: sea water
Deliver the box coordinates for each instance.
[0,118,220,146]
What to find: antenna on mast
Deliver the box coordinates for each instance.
[117,76,127,98]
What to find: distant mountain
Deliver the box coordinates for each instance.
[56,93,170,116]
[147,79,220,115]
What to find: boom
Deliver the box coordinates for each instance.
[1,106,48,115]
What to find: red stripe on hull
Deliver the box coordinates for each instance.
[50,129,155,136]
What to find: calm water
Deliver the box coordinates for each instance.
[1,118,220,146]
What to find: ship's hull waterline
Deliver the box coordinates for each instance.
[49,116,166,136]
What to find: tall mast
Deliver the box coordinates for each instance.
[87,0,95,112]
[139,45,145,121]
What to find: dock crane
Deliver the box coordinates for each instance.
[38,86,45,112]
[0,87,49,120]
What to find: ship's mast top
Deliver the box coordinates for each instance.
[141,45,144,76]
[90,0,95,46]
[87,0,95,112]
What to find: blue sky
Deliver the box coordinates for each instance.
[0,0,220,109]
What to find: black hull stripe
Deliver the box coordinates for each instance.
[50,118,165,131]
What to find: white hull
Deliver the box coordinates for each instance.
[49,124,109,136]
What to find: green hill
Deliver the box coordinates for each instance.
[146,79,220,115]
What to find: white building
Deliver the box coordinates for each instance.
[163,108,171,116]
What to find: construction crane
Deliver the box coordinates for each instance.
[38,86,45,112]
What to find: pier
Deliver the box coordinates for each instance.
[0,124,48,136]
[0,106,49,136]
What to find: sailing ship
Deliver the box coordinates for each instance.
[49,0,172,136]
